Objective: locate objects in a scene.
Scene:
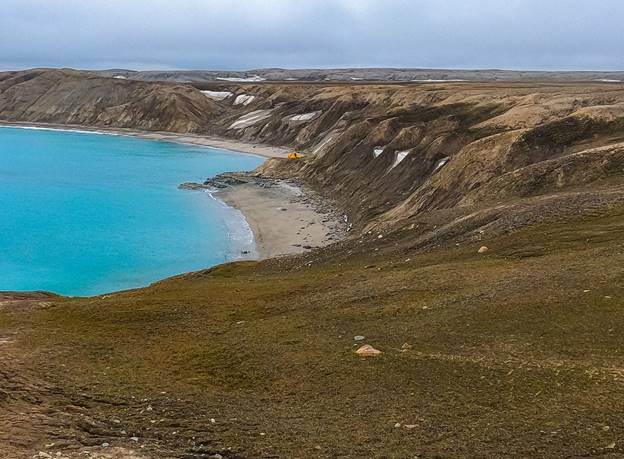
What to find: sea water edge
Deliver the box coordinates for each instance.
[0,125,264,296]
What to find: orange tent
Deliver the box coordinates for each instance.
[287,151,305,159]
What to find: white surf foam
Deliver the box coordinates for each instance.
[206,190,258,260]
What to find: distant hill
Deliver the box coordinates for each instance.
[94,67,624,83]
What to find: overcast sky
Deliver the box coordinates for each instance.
[2,0,623,71]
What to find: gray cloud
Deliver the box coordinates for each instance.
[1,0,623,71]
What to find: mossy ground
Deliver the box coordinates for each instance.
[2,211,624,458]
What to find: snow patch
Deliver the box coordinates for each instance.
[390,150,410,170]
[201,90,233,100]
[594,79,622,83]
[217,75,266,82]
[373,146,385,158]
[113,75,127,79]
[234,94,256,106]
[229,110,273,129]
[434,157,449,171]
[288,111,321,122]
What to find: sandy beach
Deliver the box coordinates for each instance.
[218,181,345,259]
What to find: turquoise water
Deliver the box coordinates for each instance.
[0,127,263,296]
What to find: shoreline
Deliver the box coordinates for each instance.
[1,120,345,262]
[0,120,290,159]
[216,179,346,259]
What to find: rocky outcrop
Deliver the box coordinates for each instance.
[178,172,254,190]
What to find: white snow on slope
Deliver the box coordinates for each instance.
[434,157,449,171]
[201,90,233,100]
[217,75,266,82]
[373,146,384,158]
[229,110,272,129]
[390,150,410,170]
[594,79,622,83]
[288,111,321,122]
[234,94,256,106]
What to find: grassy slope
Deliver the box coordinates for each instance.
[3,210,624,458]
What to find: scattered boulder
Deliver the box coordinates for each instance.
[354,335,365,341]
[478,246,489,254]
[355,344,382,356]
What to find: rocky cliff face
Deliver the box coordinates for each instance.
[2,69,624,245]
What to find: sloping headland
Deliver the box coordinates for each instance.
[2,68,624,457]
